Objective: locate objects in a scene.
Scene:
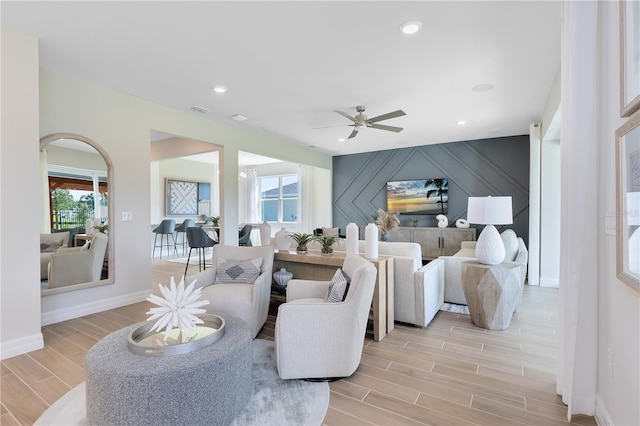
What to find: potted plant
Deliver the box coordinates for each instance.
[290,232,313,253]
[209,216,220,226]
[313,234,341,255]
[375,209,399,241]
[410,218,419,227]
[93,223,108,234]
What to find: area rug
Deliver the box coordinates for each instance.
[440,302,470,315]
[35,340,329,426]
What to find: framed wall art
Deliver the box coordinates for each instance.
[615,112,640,291]
[166,179,198,216]
[621,0,640,117]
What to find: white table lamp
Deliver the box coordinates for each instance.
[467,196,513,265]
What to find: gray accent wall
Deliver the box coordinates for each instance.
[332,135,530,245]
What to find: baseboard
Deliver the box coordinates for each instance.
[41,290,150,326]
[539,277,559,288]
[1,332,44,360]
[595,394,613,425]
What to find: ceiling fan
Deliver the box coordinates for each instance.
[319,105,406,139]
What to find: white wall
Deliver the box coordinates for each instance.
[1,31,332,356]
[595,3,640,424]
[540,139,560,287]
[0,28,44,358]
[151,157,218,224]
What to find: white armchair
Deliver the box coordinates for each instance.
[275,254,377,380]
[189,245,274,338]
[48,233,108,288]
[357,241,443,328]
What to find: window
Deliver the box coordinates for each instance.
[260,174,298,223]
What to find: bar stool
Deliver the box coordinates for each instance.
[184,227,216,277]
[152,219,177,258]
[174,219,195,254]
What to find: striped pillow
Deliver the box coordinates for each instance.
[326,268,349,303]
[215,257,262,284]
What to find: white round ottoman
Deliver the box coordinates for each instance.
[85,316,252,425]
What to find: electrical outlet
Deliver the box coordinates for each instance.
[121,211,133,222]
[607,348,613,378]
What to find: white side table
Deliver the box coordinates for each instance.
[461,261,521,330]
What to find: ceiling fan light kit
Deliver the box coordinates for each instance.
[329,105,406,139]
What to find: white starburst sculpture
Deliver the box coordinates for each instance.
[146,276,210,341]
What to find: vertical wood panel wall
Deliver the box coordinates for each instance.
[332,135,530,245]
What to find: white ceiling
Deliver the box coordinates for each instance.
[2,1,561,157]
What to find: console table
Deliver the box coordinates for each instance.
[387,226,476,260]
[461,261,521,330]
[274,250,394,342]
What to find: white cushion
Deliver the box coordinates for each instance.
[214,257,262,283]
[322,227,340,237]
[326,268,348,303]
[501,230,518,261]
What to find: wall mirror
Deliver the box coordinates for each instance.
[40,133,114,295]
[616,114,640,291]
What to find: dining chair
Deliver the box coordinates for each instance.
[152,219,177,258]
[174,219,195,254]
[184,226,216,277]
[238,224,253,246]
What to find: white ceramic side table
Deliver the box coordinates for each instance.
[461,261,521,330]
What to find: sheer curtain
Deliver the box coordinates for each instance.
[297,164,313,232]
[557,0,598,418]
[244,169,260,224]
[40,148,51,233]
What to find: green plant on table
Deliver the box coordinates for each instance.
[290,232,313,253]
[313,234,341,255]
[93,223,108,234]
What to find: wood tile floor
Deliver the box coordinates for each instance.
[1,256,597,425]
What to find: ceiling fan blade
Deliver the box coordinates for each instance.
[368,123,404,133]
[334,110,357,122]
[347,129,359,139]
[367,109,406,123]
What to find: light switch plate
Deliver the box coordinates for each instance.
[604,211,616,236]
[122,211,133,221]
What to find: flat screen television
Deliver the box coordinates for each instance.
[386,178,448,215]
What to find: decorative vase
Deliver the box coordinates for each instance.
[345,222,359,255]
[364,223,378,259]
[456,218,470,228]
[380,233,390,242]
[296,244,308,254]
[321,247,334,255]
[273,268,293,288]
[259,221,271,246]
[275,227,292,251]
[436,214,448,228]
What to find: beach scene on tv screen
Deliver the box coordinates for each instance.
[387,178,448,214]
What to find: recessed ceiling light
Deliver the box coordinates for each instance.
[399,20,422,35]
[472,83,495,92]
[213,85,227,94]
[338,138,345,142]
[231,114,247,121]
[457,120,467,126]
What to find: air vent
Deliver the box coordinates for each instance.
[189,106,211,114]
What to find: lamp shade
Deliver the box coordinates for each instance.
[467,196,513,225]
